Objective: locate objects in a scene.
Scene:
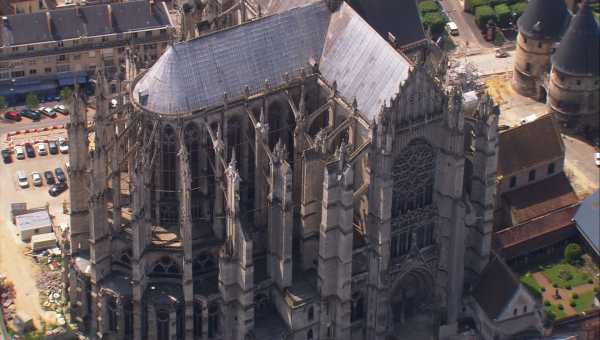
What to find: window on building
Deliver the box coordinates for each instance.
[157,309,170,340]
[132,32,138,39]
[11,70,25,78]
[160,28,167,35]
[509,176,517,188]
[27,45,34,51]
[56,65,70,73]
[73,54,81,60]
[57,54,67,62]
[146,31,152,37]
[537,42,542,48]
[528,169,536,182]
[576,80,581,85]
[44,67,52,73]
[194,302,203,338]
[208,303,219,338]
[102,36,109,42]
[12,47,19,52]
[107,297,118,332]
[351,292,365,322]
[525,63,532,73]
[523,305,527,313]
[29,69,36,75]
[391,231,411,258]
[307,329,313,340]
[547,163,555,175]
[117,47,125,53]
[152,257,180,276]
[57,41,64,47]
[513,308,518,316]
[308,306,314,321]
[124,300,133,339]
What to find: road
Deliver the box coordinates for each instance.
[563,135,600,195]
[440,0,492,53]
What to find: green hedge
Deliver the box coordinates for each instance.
[495,3,511,25]
[475,5,496,29]
[468,0,491,10]
[422,11,447,35]
[418,0,439,13]
[511,2,528,18]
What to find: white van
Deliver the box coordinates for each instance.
[446,22,459,36]
[15,146,25,160]
[17,171,29,188]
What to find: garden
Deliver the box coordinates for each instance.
[418,1,448,37]
[519,243,599,322]
[466,0,528,44]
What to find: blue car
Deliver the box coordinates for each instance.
[20,109,41,121]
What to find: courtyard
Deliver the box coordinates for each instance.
[520,254,599,320]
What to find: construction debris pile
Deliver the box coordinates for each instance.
[446,59,484,93]
[0,274,16,323]
[33,248,64,316]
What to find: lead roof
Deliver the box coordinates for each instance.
[551,1,600,76]
[133,1,412,118]
[517,0,570,40]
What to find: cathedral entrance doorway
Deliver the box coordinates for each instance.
[389,269,437,340]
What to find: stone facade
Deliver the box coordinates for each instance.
[63,2,510,339]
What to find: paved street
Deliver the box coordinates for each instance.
[440,0,492,53]
[563,135,600,195]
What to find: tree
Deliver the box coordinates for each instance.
[0,96,6,110]
[25,93,39,109]
[475,6,496,30]
[59,87,73,102]
[564,243,583,265]
[422,12,447,35]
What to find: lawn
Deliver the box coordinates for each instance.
[521,272,543,295]
[542,263,591,288]
[545,304,567,320]
[573,290,597,313]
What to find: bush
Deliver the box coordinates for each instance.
[475,5,496,30]
[494,3,511,25]
[570,301,576,307]
[553,283,559,288]
[418,0,439,13]
[545,309,556,326]
[541,287,546,292]
[594,286,599,292]
[572,293,579,299]
[511,2,528,18]
[588,279,594,284]
[494,30,506,45]
[544,300,551,306]
[422,12,447,35]
[25,93,39,109]
[558,304,564,310]
[59,87,73,102]
[468,0,491,11]
[566,285,572,290]
[564,243,583,265]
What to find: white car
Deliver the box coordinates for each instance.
[595,153,600,167]
[446,22,459,36]
[16,171,29,188]
[58,137,69,154]
[14,146,25,160]
[37,142,48,156]
[32,172,43,186]
[65,161,70,172]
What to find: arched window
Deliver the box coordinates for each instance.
[157,309,170,340]
[255,293,269,314]
[351,292,365,322]
[193,253,217,275]
[194,302,203,338]
[523,305,527,313]
[160,125,179,226]
[208,303,219,338]
[124,300,133,339]
[152,257,181,276]
[391,140,435,219]
[107,296,118,332]
[308,306,314,321]
[185,123,203,225]
[119,249,132,266]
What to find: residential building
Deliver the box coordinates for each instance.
[0,0,174,104]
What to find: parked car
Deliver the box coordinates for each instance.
[58,137,69,154]
[4,111,21,121]
[17,171,29,188]
[44,170,55,185]
[495,49,509,58]
[32,172,43,186]
[595,153,600,167]
[24,143,35,158]
[40,107,57,118]
[53,104,68,115]
[49,182,68,197]
[1,149,11,163]
[48,140,58,154]
[20,109,41,121]
[14,146,25,160]
[55,167,66,182]
[446,22,459,36]
[37,142,48,156]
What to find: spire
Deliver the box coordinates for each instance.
[551,1,599,76]
[517,0,569,40]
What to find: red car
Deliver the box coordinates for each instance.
[4,111,21,121]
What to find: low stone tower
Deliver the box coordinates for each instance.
[548,0,600,131]
[512,0,570,99]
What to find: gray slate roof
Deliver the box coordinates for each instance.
[574,191,599,256]
[551,1,600,76]
[134,1,411,118]
[517,0,570,40]
[1,0,171,46]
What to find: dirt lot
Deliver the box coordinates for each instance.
[0,141,70,328]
